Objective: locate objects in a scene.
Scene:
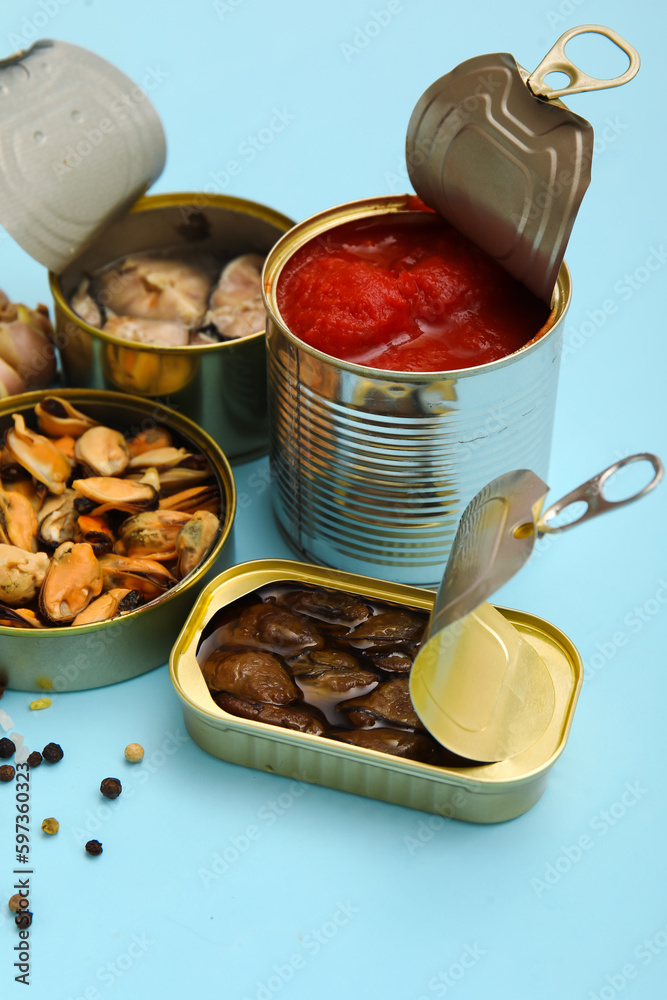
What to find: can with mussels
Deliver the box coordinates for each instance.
[170,558,582,824]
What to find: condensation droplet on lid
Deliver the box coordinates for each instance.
[71,110,82,123]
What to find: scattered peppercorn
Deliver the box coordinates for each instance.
[8,894,23,913]
[0,764,15,782]
[100,777,122,799]
[41,817,59,835]
[85,840,103,856]
[26,751,42,768]
[42,742,63,763]
[15,911,32,929]
[0,737,15,758]
[30,697,52,710]
[124,742,144,763]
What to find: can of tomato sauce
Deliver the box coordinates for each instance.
[263,193,570,587]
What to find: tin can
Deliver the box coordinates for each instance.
[263,195,571,586]
[50,193,294,463]
[0,389,236,692]
[170,559,582,824]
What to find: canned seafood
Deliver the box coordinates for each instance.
[0,389,236,692]
[170,559,582,824]
[263,194,571,586]
[51,193,294,463]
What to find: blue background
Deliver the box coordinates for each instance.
[1,1,666,998]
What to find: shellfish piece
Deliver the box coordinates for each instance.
[151,466,213,494]
[337,678,423,731]
[0,486,38,552]
[34,396,98,439]
[232,603,324,656]
[97,256,212,326]
[159,484,220,515]
[0,544,49,605]
[71,587,132,626]
[175,510,220,578]
[127,446,191,470]
[70,278,103,328]
[343,608,428,650]
[74,425,131,477]
[125,426,173,458]
[51,435,76,462]
[97,554,176,600]
[115,509,192,562]
[202,648,300,705]
[103,316,190,347]
[203,254,265,340]
[0,603,43,628]
[279,588,371,626]
[287,647,362,676]
[328,728,441,763]
[367,651,414,675]
[5,414,71,495]
[72,476,159,515]
[39,541,104,624]
[2,475,48,514]
[77,514,114,555]
[213,692,327,736]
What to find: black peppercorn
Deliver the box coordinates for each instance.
[15,911,32,929]
[0,764,15,782]
[42,743,63,763]
[100,777,122,799]
[85,840,103,856]
[0,737,15,758]
[26,751,42,768]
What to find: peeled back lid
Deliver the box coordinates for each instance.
[0,39,166,274]
[406,25,640,303]
[410,453,663,763]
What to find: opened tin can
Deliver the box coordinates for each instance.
[170,559,582,824]
[264,194,571,586]
[51,192,293,463]
[0,389,236,692]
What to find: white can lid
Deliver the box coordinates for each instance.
[0,40,166,274]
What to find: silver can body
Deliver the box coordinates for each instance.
[264,196,571,587]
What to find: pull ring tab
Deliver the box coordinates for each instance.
[528,24,640,101]
[537,453,664,535]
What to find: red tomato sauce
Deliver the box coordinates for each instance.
[276,213,551,372]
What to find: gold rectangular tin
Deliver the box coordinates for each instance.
[170,559,582,823]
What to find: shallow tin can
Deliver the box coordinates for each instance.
[0,389,236,693]
[50,193,294,463]
[263,195,571,586]
[169,559,582,824]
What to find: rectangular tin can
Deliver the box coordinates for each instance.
[263,195,571,587]
[169,559,582,824]
[0,389,236,693]
[50,192,294,463]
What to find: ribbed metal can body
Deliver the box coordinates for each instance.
[264,196,571,586]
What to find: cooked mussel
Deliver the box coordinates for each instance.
[0,486,38,552]
[116,509,192,561]
[39,541,103,623]
[337,678,424,731]
[74,425,131,477]
[5,414,71,495]
[202,648,300,705]
[72,476,159,515]
[175,510,220,577]
[34,396,98,439]
[0,544,49,605]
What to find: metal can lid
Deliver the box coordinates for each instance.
[405,26,639,303]
[0,40,166,274]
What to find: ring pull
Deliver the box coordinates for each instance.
[537,453,664,535]
[528,24,640,101]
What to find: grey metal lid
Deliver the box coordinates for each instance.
[406,25,640,303]
[0,40,166,274]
